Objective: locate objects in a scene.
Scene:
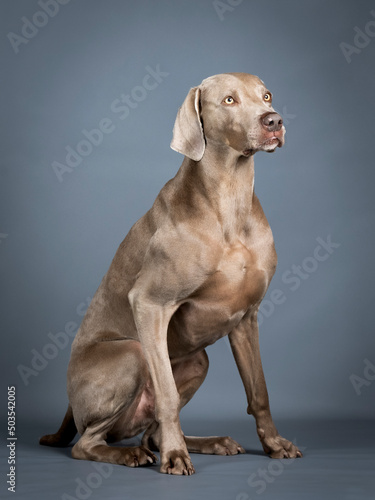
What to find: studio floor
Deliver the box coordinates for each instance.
[2,417,374,500]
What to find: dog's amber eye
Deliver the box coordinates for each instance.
[223,96,235,105]
[264,93,272,102]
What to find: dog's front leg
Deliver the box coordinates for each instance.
[229,310,303,459]
[129,290,195,475]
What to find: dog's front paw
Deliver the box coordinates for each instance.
[160,449,195,475]
[261,433,303,459]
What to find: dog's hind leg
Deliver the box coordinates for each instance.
[68,338,157,467]
[71,420,157,467]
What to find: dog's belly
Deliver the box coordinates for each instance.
[168,245,269,358]
[108,380,155,441]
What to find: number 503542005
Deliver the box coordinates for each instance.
[8,386,16,434]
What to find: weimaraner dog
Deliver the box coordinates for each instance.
[40,73,302,475]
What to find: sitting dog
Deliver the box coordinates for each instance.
[40,73,302,475]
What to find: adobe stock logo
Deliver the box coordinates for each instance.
[350,358,375,396]
[257,235,340,327]
[340,10,375,63]
[6,0,75,55]
[213,0,243,21]
[17,297,91,386]
[236,440,306,500]
[61,462,113,500]
[51,64,169,182]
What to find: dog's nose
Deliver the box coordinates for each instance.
[261,112,283,132]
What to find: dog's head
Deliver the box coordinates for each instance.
[171,73,285,161]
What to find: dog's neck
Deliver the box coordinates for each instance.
[180,142,255,241]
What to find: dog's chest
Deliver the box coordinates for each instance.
[199,242,270,313]
[168,241,274,356]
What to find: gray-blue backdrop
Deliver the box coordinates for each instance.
[1,0,375,428]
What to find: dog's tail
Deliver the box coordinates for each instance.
[39,405,77,447]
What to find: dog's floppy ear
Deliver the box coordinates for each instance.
[170,87,205,161]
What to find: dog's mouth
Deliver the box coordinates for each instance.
[263,137,281,146]
[262,129,284,146]
[242,128,285,156]
[242,137,282,157]
[259,130,285,151]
